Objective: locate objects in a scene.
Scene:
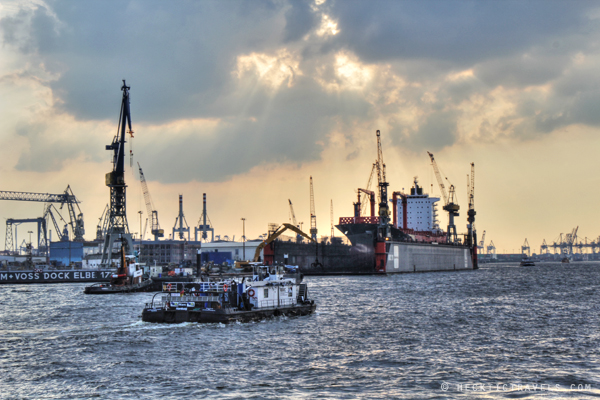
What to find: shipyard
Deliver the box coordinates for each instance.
[2,1,600,399]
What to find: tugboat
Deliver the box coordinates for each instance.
[84,245,153,294]
[141,264,316,324]
[520,257,535,267]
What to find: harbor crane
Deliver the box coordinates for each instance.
[358,163,377,216]
[427,151,460,244]
[375,130,390,229]
[478,230,486,253]
[254,223,314,263]
[173,195,190,240]
[309,177,317,241]
[309,176,322,268]
[487,240,496,256]
[288,199,303,242]
[0,185,84,242]
[466,162,478,268]
[521,238,531,257]
[101,80,135,267]
[138,162,164,240]
[354,188,376,218]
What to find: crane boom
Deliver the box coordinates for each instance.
[427,151,448,205]
[0,191,78,203]
[427,151,460,243]
[138,163,164,240]
[288,199,298,226]
[254,223,314,262]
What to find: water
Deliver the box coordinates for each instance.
[1,263,599,399]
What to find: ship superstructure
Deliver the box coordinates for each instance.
[392,178,441,233]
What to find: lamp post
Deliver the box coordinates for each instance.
[241,218,246,260]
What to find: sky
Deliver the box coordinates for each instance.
[1,0,599,255]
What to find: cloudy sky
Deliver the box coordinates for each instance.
[1,0,599,254]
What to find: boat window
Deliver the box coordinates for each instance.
[264,288,269,298]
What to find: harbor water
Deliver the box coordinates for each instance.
[1,263,599,399]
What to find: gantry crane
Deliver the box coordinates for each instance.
[138,162,164,240]
[427,151,460,243]
[521,238,531,257]
[0,185,84,242]
[101,80,135,267]
[478,230,486,253]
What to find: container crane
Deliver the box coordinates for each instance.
[427,151,459,243]
[521,238,531,257]
[138,162,164,240]
[478,230,486,253]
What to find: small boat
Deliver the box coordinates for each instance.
[84,246,152,294]
[520,257,535,267]
[141,264,316,324]
[561,257,571,264]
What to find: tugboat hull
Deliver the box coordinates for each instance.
[141,303,316,324]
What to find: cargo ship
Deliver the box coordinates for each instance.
[264,131,478,275]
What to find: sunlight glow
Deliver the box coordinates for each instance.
[235,50,302,89]
[316,14,339,37]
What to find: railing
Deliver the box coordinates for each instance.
[162,281,233,293]
[162,294,220,303]
[258,298,295,309]
[339,216,380,225]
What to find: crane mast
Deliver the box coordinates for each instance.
[375,130,390,230]
[427,151,460,244]
[309,176,317,241]
[101,80,134,267]
[138,162,164,240]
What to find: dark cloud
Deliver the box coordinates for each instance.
[3,0,600,181]
[283,1,318,42]
[329,0,594,66]
[391,110,459,152]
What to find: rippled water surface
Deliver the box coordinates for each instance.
[1,263,599,399]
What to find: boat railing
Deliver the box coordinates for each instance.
[161,295,220,303]
[162,281,232,293]
[257,298,295,309]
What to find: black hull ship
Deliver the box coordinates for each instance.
[142,264,316,324]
